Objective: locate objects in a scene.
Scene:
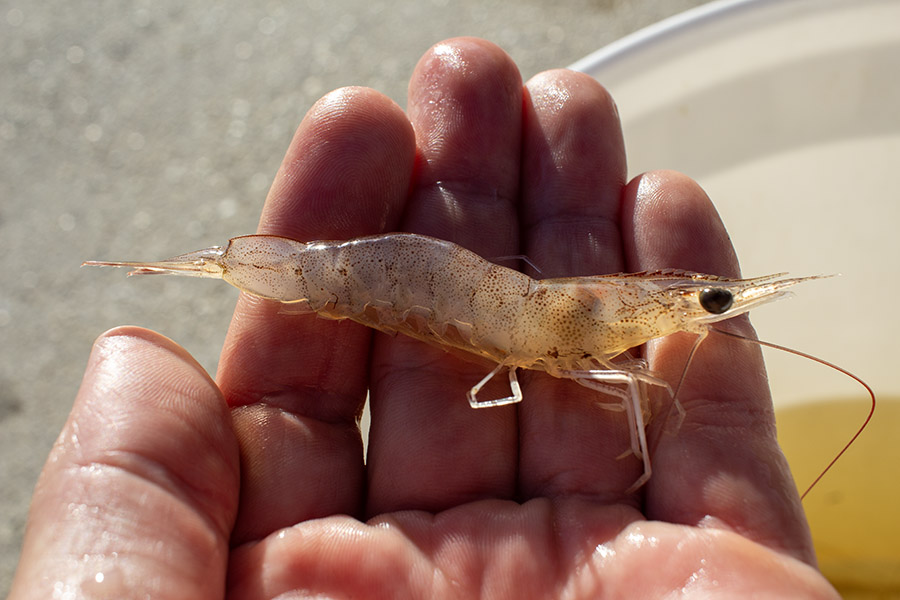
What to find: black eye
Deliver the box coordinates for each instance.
[699,287,734,314]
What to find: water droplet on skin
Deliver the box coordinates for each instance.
[592,542,616,567]
[80,565,126,598]
[52,580,77,599]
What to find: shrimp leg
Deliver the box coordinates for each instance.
[467,364,522,408]
[568,370,654,494]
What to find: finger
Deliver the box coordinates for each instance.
[403,37,523,245]
[9,327,238,600]
[520,70,626,277]
[623,171,815,564]
[216,88,416,542]
[365,38,523,514]
[515,69,639,501]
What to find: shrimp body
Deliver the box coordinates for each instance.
[84,232,824,492]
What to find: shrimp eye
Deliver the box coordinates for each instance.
[699,287,734,314]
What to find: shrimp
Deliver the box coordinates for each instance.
[82,232,849,494]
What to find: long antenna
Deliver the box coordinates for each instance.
[709,327,876,500]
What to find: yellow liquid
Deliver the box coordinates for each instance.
[776,398,900,597]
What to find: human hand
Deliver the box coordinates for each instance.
[11,38,838,598]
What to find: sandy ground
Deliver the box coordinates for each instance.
[0,0,713,592]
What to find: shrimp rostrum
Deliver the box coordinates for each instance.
[84,233,824,492]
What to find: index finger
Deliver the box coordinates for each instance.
[216,88,416,544]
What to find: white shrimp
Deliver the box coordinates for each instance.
[84,232,827,492]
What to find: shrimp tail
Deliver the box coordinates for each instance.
[81,246,227,278]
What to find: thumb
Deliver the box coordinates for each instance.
[10,327,239,599]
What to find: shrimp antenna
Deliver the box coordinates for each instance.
[708,327,876,501]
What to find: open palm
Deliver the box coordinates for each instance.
[11,38,837,599]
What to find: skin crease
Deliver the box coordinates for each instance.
[10,38,840,599]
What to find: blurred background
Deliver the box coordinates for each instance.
[4,0,898,596]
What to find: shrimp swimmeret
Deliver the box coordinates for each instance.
[83,232,837,493]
